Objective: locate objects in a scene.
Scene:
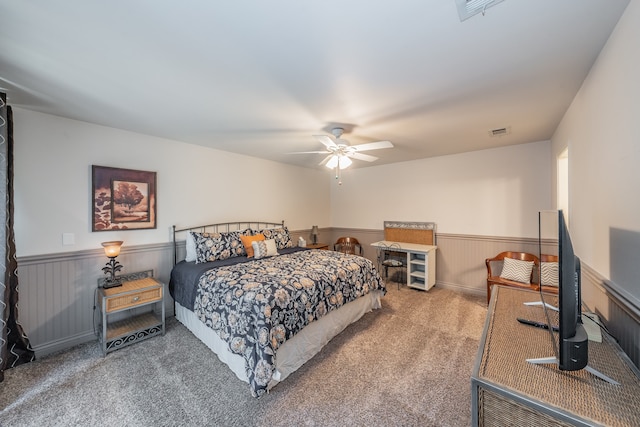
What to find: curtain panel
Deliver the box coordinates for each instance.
[0,92,34,382]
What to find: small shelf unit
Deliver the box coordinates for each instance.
[408,252,427,289]
[407,248,436,291]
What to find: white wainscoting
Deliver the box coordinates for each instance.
[606,295,640,369]
[17,243,175,357]
[14,230,639,370]
[581,263,640,369]
[435,233,542,296]
[328,229,546,297]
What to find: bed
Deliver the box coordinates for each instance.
[169,221,386,397]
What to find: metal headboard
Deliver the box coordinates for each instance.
[172,220,285,265]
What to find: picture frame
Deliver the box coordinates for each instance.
[92,165,157,231]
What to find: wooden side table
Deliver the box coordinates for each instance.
[97,270,165,355]
[307,243,329,250]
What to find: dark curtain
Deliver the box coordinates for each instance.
[0,92,34,382]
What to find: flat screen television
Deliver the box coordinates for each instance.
[556,210,588,370]
[531,210,618,384]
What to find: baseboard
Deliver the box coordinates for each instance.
[33,330,97,358]
[436,280,485,297]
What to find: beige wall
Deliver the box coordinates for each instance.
[551,0,639,314]
[13,108,554,257]
[329,140,552,238]
[13,108,331,257]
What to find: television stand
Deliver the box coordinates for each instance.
[526,356,620,385]
[472,286,640,426]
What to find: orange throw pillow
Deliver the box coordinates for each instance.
[240,234,265,258]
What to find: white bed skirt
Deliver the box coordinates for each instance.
[175,289,383,391]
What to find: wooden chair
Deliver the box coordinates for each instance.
[485,251,539,304]
[333,237,363,255]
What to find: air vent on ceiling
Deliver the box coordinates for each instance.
[455,0,506,22]
[489,126,511,137]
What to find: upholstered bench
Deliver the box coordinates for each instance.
[485,251,558,304]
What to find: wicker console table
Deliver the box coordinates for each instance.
[472,286,640,426]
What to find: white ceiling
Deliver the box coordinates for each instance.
[0,0,630,170]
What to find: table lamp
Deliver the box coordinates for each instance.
[101,241,124,288]
[311,226,319,245]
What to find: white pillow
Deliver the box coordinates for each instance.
[500,257,534,284]
[185,231,197,262]
[540,262,559,287]
[252,239,279,259]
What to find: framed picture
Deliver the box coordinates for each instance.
[92,165,157,231]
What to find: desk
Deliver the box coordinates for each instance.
[472,286,640,426]
[371,240,437,291]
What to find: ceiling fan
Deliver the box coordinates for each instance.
[291,127,393,184]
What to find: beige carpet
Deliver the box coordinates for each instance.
[0,283,487,427]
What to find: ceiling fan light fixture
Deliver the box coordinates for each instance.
[339,155,352,169]
[298,126,393,181]
[325,154,353,170]
[326,155,339,169]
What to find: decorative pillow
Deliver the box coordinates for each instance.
[540,262,559,287]
[185,231,197,262]
[252,239,279,259]
[240,234,265,258]
[192,229,253,263]
[500,257,534,284]
[260,227,293,250]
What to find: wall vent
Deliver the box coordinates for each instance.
[489,126,511,137]
[456,0,506,22]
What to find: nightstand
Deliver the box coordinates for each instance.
[97,270,165,355]
[307,243,329,250]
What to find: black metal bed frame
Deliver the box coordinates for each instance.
[171,220,285,265]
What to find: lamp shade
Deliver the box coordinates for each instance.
[338,155,352,169]
[311,225,319,236]
[325,155,339,169]
[101,241,123,257]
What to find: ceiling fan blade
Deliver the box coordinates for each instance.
[348,152,379,162]
[350,140,393,151]
[319,154,334,167]
[287,151,329,154]
[313,135,338,149]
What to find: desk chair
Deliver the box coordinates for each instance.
[377,242,406,289]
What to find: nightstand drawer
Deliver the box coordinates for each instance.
[105,287,162,313]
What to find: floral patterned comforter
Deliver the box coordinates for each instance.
[193,249,385,397]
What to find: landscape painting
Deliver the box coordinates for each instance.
[92,165,156,231]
